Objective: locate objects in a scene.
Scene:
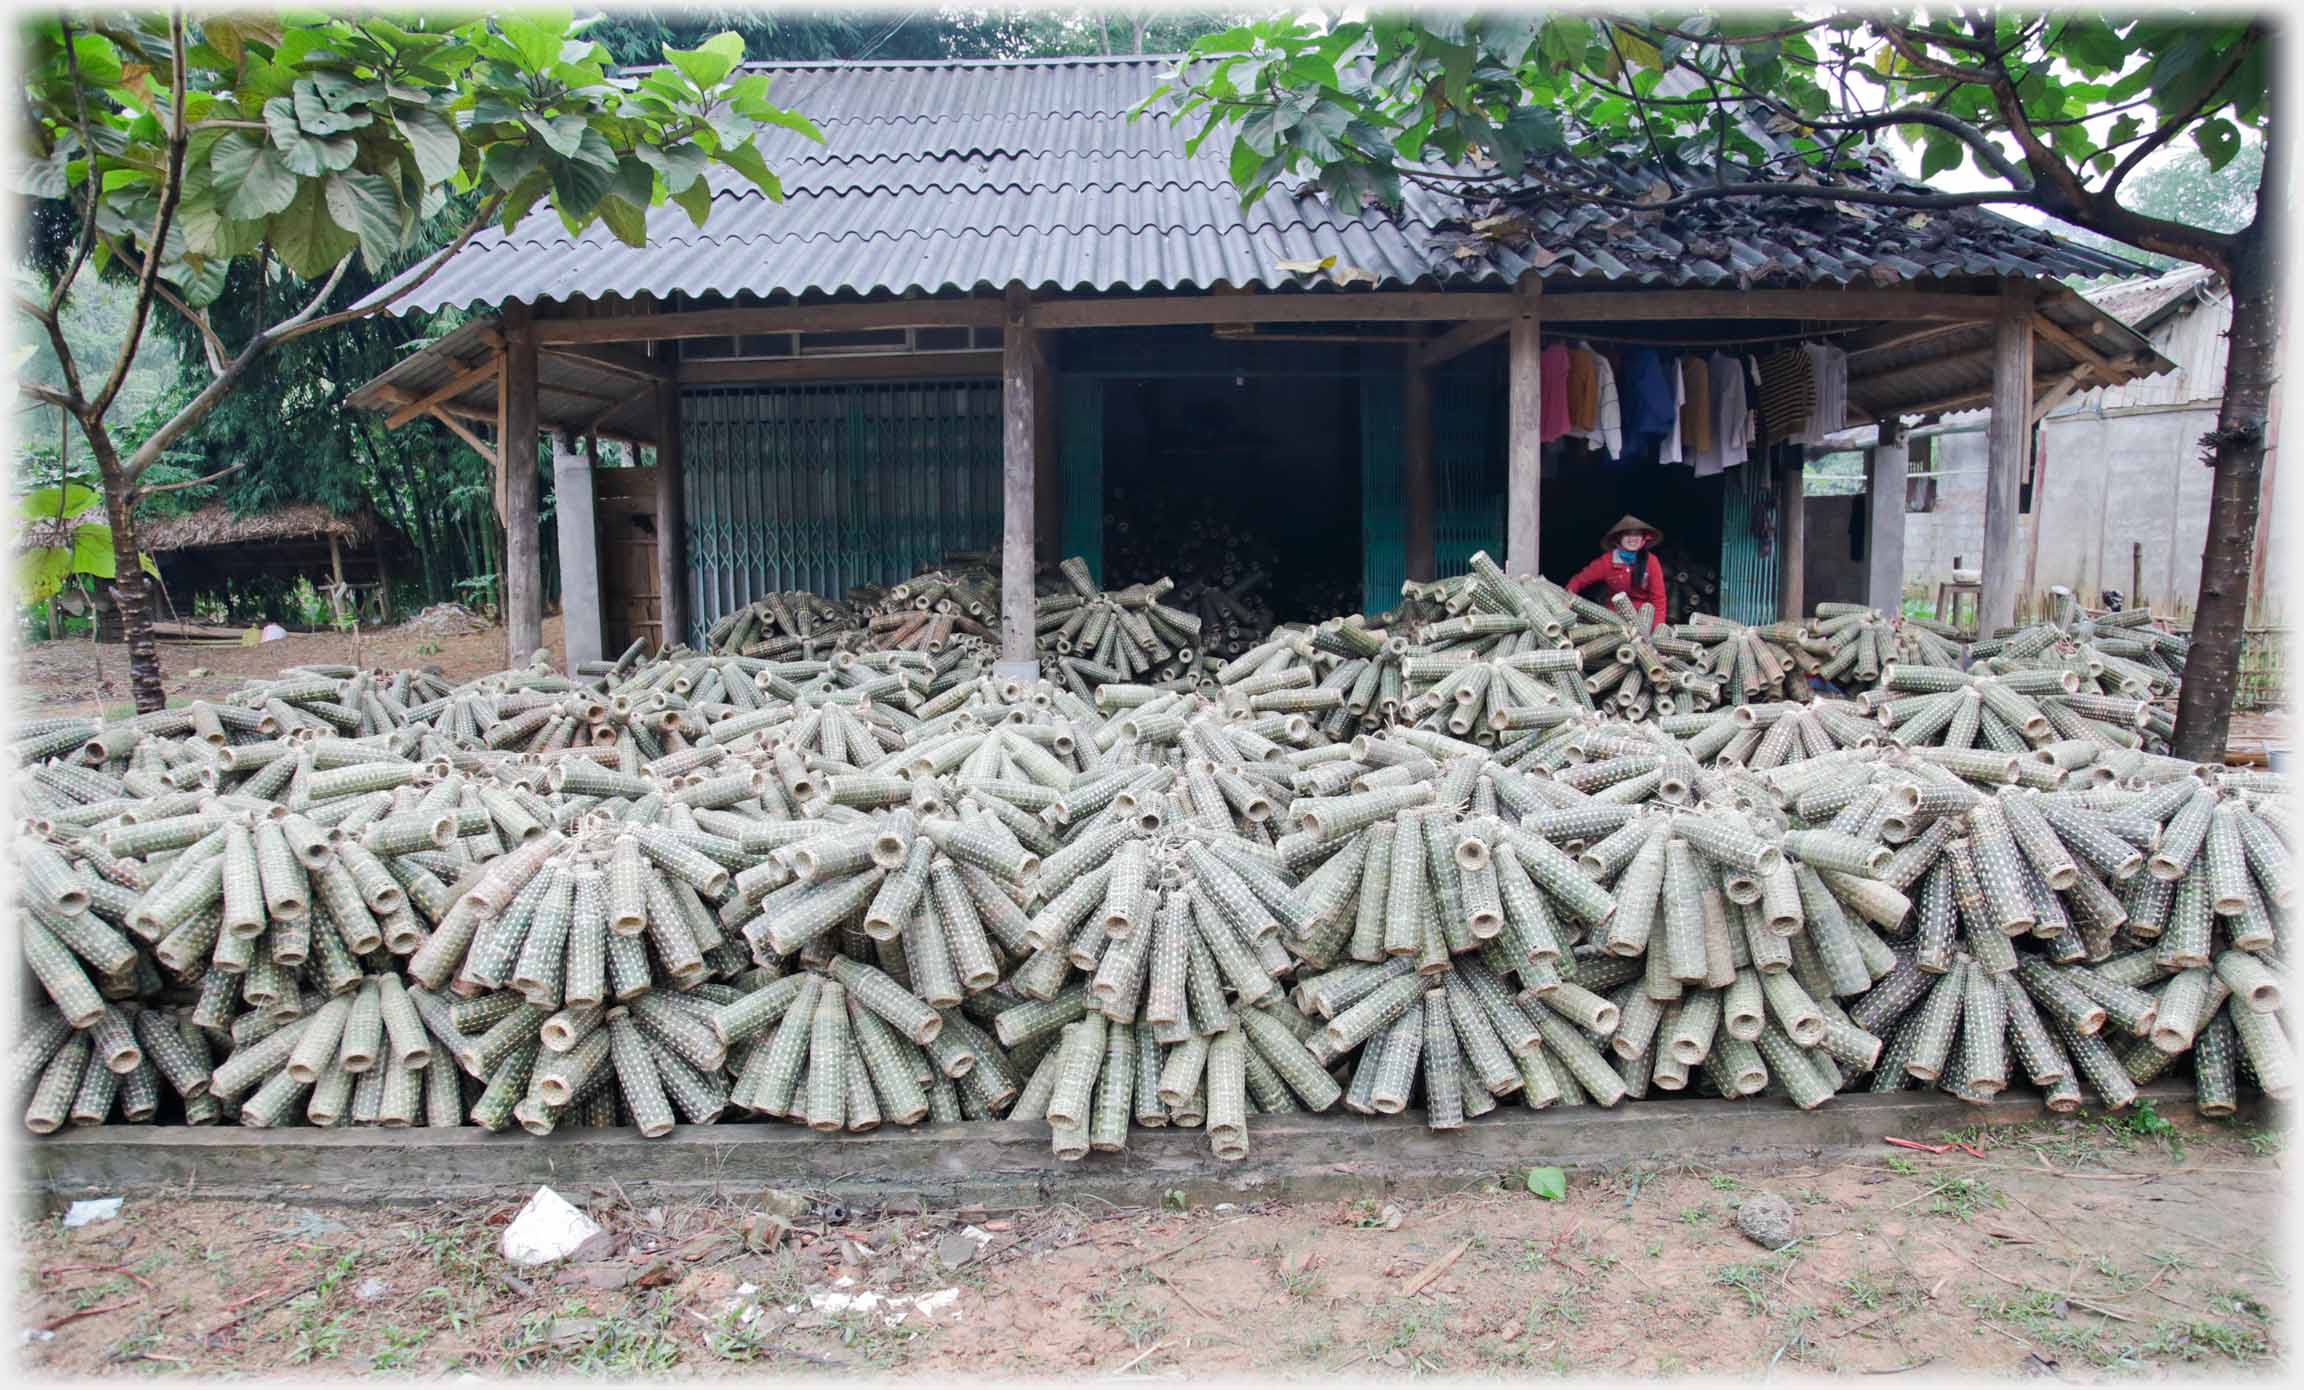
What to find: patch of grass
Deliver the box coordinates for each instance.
[1713,1259,1781,1314]
[1679,1202,1714,1227]
[1839,1275,1886,1312]
[2103,1098,2186,1158]
[2143,1317,2270,1362]
[1707,1174,1741,1191]
[368,1326,427,1372]
[288,1312,355,1365]
[1088,1284,1167,1348]
[2237,1125,2284,1156]
[1921,1175,2004,1221]
[1884,1155,1918,1175]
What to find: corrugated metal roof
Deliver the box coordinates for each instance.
[363,55,2138,315]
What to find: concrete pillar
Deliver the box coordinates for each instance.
[553,436,603,670]
[1863,422,1908,613]
[1505,281,1544,575]
[653,381,687,652]
[1980,282,2035,634]
[998,286,1039,675]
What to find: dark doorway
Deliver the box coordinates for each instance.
[1098,373,1364,629]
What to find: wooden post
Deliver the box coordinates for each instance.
[1033,331,1061,564]
[653,379,687,652]
[1505,279,1543,575]
[1402,364,1435,583]
[501,301,544,666]
[999,286,1038,670]
[1776,454,1806,619]
[374,543,392,623]
[327,533,345,624]
[1980,281,2035,635]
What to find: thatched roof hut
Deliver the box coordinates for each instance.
[139,502,384,552]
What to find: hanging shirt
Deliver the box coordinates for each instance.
[1566,348,1599,433]
[1795,343,1848,445]
[1617,348,1675,460]
[1755,348,1816,445]
[1679,355,1711,456]
[1695,352,1749,476]
[1576,345,1623,459]
[1539,343,1572,443]
[1657,355,1686,466]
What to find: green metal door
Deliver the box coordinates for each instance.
[1361,368,1503,615]
[1059,376,1104,584]
[1718,454,1782,625]
[682,382,1001,643]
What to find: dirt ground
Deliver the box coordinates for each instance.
[7,618,563,718]
[15,1106,2286,1379]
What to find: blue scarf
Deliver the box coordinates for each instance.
[1614,547,1644,568]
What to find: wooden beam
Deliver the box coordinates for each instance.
[2030,312,2120,374]
[2030,366,2092,425]
[1033,335,1060,565]
[1979,282,2034,635]
[1844,320,1980,360]
[542,343,675,382]
[535,300,1005,345]
[383,355,501,428]
[654,381,688,652]
[999,286,1038,666]
[584,383,656,433]
[678,351,1001,386]
[427,407,498,469]
[502,303,545,667]
[1506,281,1544,575]
[1412,319,1510,369]
[1403,365,1435,583]
[524,287,1997,346]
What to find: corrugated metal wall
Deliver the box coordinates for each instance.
[1059,376,1104,584]
[681,383,1002,641]
[1361,369,1503,615]
[1717,454,1781,625]
[1360,376,1405,614]
[1433,369,1504,580]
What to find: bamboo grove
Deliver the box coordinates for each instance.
[10,551,2285,1155]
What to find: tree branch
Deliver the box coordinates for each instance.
[268,193,505,345]
[19,381,79,412]
[95,231,228,376]
[87,9,190,424]
[46,14,105,327]
[133,459,245,497]
[2102,30,2260,197]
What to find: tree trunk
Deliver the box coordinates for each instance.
[2170,218,2279,762]
[89,431,166,713]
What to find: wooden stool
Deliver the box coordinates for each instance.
[1935,558,1982,633]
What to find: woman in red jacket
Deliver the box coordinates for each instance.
[1565,515,1669,628]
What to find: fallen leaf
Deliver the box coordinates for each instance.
[1525,1167,1568,1201]
[1330,263,1380,288]
[1274,256,1336,275]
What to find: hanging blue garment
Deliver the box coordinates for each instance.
[1617,347,1675,459]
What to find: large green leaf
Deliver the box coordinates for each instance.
[19,548,75,604]
[396,107,461,185]
[498,13,569,73]
[267,176,358,277]
[634,140,709,195]
[665,31,743,91]
[211,131,299,219]
[594,192,648,247]
[18,484,99,520]
[69,522,117,579]
[70,32,123,86]
[324,169,408,269]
